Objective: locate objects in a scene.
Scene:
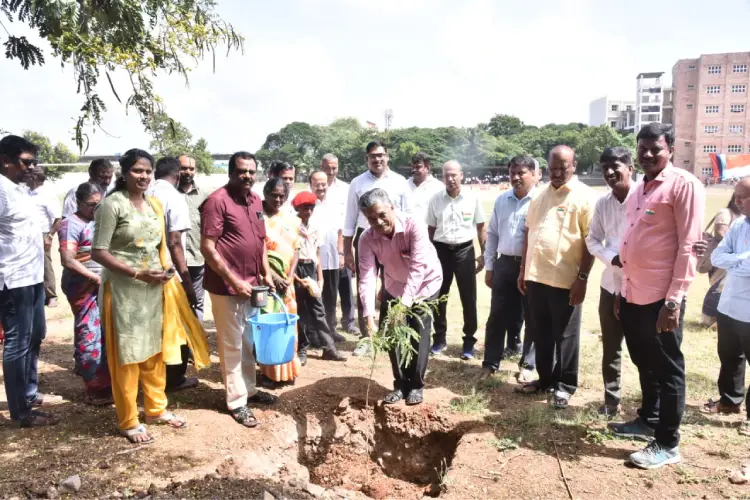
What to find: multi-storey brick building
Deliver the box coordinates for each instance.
[672,52,750,179]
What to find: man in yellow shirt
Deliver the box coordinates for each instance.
[516,145,596,409]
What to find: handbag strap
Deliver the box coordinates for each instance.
[704,214,718,233]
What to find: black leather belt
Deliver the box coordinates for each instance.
[498,254,522,262]
[434,240,473,251]
[298,258,315,264]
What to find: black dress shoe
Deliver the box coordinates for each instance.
[322,350,347,362]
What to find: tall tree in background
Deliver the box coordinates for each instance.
[148,111,214,174]
[21,130,79,179]
[1,0,242,150]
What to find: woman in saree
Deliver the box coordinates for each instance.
[259,177,302,386]
[59,182,111,405]
[92,148,210,444]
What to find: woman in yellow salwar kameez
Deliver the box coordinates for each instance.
[92,149,210,444]
[258,178,302,386]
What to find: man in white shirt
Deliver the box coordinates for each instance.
[62,159,114,218]
[343,141,410,356]
[0,135,62,428]
[320,154,357,334]
[585,147,635,418]
[147,156,197,392]
[427,160,486,360]
[26,168,62,307]
[407,152,443,226]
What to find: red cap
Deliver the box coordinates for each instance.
[291,191,318,209]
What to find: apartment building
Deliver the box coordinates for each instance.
[672,52,750,179]
[635,72,674,130]
[589,97,636,131]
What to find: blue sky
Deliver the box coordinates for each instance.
[1,0,748,155]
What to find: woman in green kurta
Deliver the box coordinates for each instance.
[92,148,187,444]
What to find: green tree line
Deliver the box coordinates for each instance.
[255,114,637,181]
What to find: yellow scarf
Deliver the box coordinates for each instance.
[149,196,211,370]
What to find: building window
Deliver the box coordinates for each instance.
[729,124,744,134]
[683,160,691,166]
[732,84,747,93]
[703,145,717,153]
[706,85,721,94]
[610,104,619,112]
[708,65,722,74]
[688,65,697,70]
[625,105,632,111]
[610,121,617,128]
[687,84,696,90]
[684,141,692,146]
[731,104,745,113]
[687,104,693,109]
[706,105,720,114]
[702,167,713,176]
[704,125,719,133]
[728,145,742,153]
[733,64,748,73]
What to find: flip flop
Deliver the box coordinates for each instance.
[514,381,546,395]
[120,424,155,444]
[84,393,114,406]
[406,389,424,406]
[145,412,187,429]
[383,389,404,405]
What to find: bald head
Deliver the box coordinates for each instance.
[735,177,750,217]
[548,145,577,189]
[442,160,463,196]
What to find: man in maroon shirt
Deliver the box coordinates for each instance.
[200,151,277,428]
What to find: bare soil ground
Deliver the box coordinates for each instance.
[2,185,749,499]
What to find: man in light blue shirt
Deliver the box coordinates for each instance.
[480,155,538,382]
[710,177,750,426]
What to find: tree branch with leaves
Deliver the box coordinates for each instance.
[1,0,243,151]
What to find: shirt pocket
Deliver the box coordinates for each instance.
[641,199,672,226]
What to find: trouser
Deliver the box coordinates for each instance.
[716,312,750,415]
[0,283,46,421]
[599,288,625,407]
[526,281,581,395]
[620,298,686,449]
[380,289,437,392]
[483,255,535,371]
[188,265,205,321]
[108,352,167,431]
[433,241,478,349]
[43,235,57,302]
[210,293,259,411]
[295,261,336,354]
[322,268,356,334]
[354,227,382,338]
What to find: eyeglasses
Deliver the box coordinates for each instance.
[367,153,387,160]
[18,157,38,167]
[81,201,99,209]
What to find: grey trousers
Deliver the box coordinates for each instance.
[599,288,625,406]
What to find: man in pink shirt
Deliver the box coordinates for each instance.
[358,188,443,406]
[609,123,705,469]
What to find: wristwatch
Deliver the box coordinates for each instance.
[577,272,589,281]
[665,301,678,311]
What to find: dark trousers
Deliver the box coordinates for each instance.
[166,266,203,388]
[526,281,581,395]
[43,235,57,302]
[380,289,437,392]
[716,312,750,415]
[433,241,478,349]
[188,265,205,322]
[620,298,686,449]
[483,255,535,371]
[322,267,356,334]
[295,261,336,354]
[0,283,46,421]
[354,227,381,338]
[599,288,625,407]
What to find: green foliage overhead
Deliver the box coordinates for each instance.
[1,0,242,151]
[256,115,638,180]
